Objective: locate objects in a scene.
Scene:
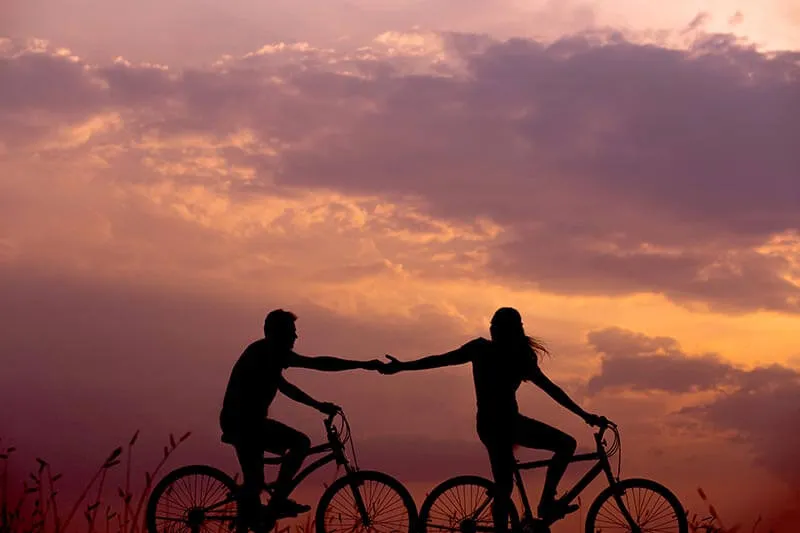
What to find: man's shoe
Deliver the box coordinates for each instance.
[520,517,550,533]
[237,512,268,533]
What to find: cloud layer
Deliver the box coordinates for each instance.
[3,27,800,531]
[2,31,800,317]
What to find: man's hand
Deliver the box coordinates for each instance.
[318,402,341,416]
[362,359,385,371]
[378,355,404,375]
[583,413,612,427]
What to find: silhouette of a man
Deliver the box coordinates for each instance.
[220,309,381,530]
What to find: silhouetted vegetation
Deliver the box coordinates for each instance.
[687,488,773,533]
[1,437,784,533]
[1,432,189,533]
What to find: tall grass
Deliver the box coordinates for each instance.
[1,432,190,533]
[2,436,787,533]
[687,488,774,533]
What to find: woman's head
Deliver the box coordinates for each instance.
[489,307,525,340]
[489,307,550,359]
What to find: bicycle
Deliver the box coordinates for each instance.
[146,410,418,533]
[417,420,688,533]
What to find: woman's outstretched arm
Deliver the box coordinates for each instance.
[381,341,478,374]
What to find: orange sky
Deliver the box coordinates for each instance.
[2,2,800,531]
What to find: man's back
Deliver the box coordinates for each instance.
[220,339,287,432]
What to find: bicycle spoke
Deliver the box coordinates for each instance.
[150,470,238,533]
[423,480,505,533]
[321,477,412,533]
[591,484,683,532]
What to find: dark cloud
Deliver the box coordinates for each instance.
[584,326,800,486]
[3,31,800,313]
[0,49,102,114]
[585,327,738,394]
[680,365,800,487]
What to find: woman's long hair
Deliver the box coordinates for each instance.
[490,307,550,364]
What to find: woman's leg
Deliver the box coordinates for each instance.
[512,415,577,520]
[478,417,516,533]
[483,440,516,533]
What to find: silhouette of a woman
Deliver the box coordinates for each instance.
[380,307,607,531]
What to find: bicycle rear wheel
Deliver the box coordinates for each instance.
[315,470,418,533]
[584,478,688,533]
[146,464,242,533]
[418,476,520,533]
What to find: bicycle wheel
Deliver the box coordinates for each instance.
[146,464,242,533]
[584,478,688,533]
[315,470,418,533]
[419,476,520,533]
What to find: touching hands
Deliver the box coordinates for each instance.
[359,355,403,374]
[378,355,404,375]
[363,359,385,371]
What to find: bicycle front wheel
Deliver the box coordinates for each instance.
[585,478,688,533]
[146,464,242,533]
[315,470,418,533]
[418,476,520,533]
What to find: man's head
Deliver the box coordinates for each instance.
[263,309,298,350]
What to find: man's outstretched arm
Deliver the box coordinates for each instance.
[290,352,382,372]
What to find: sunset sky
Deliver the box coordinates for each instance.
[2,1,800,531]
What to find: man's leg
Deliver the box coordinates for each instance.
[262,419,311,510]
[233,438,267,530]
[513,416,577,521]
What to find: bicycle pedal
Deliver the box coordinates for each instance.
[273,505,311,519]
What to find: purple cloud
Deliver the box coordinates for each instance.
[3,31,800,313]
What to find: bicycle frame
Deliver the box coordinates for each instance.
[509,424,638,527]
[260,416,354,497]
[264,443,352,494]
[261,414,372,525]
[512,429,613,519]
[205,415,354,514]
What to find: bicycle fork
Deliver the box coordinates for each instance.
[600,458,641,533]
[340,459,371,527]
[346,477,372,527]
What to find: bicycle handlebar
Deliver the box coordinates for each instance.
[592,417,616,434]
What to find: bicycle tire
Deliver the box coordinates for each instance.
[315,470,418,533]
[146,464,242,533]
[584,478,688,533]
[418,475,520,533]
